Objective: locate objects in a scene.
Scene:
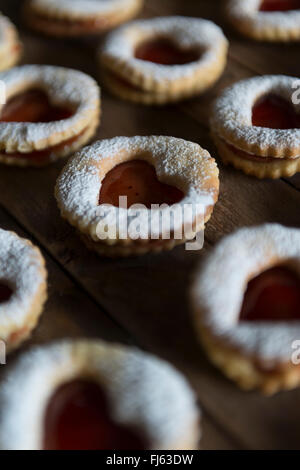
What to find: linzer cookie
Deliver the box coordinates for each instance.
[24,0,143,37]
[0,65,100,167]
[99,16,228,105]
[0,228,47,353]
[55,136,219,257]
[0,340,200,450]
[227,0,300,41]
[211,75,300,178]
[0,14,22,71]
[191,224,300,395]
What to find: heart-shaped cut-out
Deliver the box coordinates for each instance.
[0,283,12,303]
[43,380,147,450]
[0,89,74,123]
[135,38,201,65]
[252,94,300,129]
[240,266,300,322]
[99,160,184,209]
[259,0,300,11]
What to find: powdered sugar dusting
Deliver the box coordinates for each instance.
[192,224,300,363]
[211,75,300,156]
[101,16,228,84]
[0,229,46,338]
[0,340,199,450]
[228,0,300,31]
[0,65,100,152]
[29,0,141,19]
[55,136,219,241]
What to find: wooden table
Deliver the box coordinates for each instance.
[1,0,300,450]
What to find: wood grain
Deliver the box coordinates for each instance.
[0,0,300,450]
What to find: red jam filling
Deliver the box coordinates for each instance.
[240,266,300,322]
[225,94,300,163]
[252,94,300,129]
[135,38,200,65]
[0,89,74,123]
[0,89,82,163]
[259,0,300,11]
[1,130,86,164]
[226,141,290,163]
[43,380,147,450]
[99,160,184,208]
[0,283,13,303]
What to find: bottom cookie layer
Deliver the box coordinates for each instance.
[25,4,142,37]
[7,284,48,353]
[212,134,300,179]
[0,43,21,72]
[228,14,300,42]
[199,327,300,395]
[101,68,222,106]
[78,204,215,258]
[0,119,98,167]
[81,232,199,258]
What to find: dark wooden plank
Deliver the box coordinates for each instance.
[143,1,300,449]
[0,208,236,451]
[200,411,237,450]
[0,205,131,348]
[1,0,300,450]
[1,95,300,449]
[148,0,300,195]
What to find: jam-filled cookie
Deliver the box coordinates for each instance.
[55,136,219,257]
[0,228,47,353]
[211,75,300,179]
[191,224,300,395]
[0,65,100,167]
[99,16,228,105]
[0,14,22,71]
[25,0,143,37]
[0,340,200,450]
[227,0,300,41]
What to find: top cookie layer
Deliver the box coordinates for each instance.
[211,75,300,158]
